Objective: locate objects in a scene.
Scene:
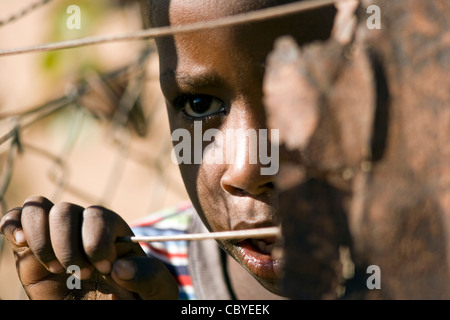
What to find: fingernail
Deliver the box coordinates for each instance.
[95,259,111,274]
[113,259,136,281]
[47,260,64,273]
[13,230,26,244]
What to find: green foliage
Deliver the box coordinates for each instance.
[40,0,112,80]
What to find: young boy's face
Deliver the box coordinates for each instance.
[149,0,335,294]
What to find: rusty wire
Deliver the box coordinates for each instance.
[0,0,346,216]
[0,0,342,57]
[0,0,52,28]
[0,0,344,299]
[0,46,154,214]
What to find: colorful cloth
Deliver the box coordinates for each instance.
[130,201,196,300]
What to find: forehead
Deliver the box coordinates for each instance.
[153,1,291,89]
[149,0,336,95]
[149,0,288,26]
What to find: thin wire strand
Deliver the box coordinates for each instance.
[119,226,280,243]
[0,0,342,57]
[0,0,52,28]
[0,90,82,146]
[0,136,19,215]
[0,48,152,147]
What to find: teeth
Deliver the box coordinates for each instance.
[265,243,275,253]
[253,239,274,254]
[257,240,267,252]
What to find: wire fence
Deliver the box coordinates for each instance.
[0,0,343,211]
[0,0,347,215]
[0,0,446,300]
[0,0,348,299]
[0,0,184,299]
[0,0,52,27]
[1,1,172,213]
[0,0,338,57]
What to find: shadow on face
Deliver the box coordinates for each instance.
[141,0,336,294]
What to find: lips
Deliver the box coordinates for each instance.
[234,236,284,281]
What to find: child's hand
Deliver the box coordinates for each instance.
[0,195,178,300]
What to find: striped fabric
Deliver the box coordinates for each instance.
[130,202,197,300]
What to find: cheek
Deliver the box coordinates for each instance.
[180,161,230,231]
[167,111,230,230]
[178,163,199,201]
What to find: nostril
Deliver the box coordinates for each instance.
[222,183,248,196]
[222,182,274,197]
[262,182,275,190]
[220,164,276,197]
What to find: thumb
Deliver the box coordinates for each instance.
[111,257,179,300]
[332,0,358,45]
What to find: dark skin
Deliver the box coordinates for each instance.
[0,0,335,299]
[0,197,177,299]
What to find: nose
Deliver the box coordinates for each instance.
[220,128,275,197]
[221,167,274,197]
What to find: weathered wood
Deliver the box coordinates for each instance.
[264,0,450,299]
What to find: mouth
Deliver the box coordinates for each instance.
[234,235,284,281]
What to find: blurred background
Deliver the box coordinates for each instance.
[0,0,189,299]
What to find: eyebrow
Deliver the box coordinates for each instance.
[160,68,226,93]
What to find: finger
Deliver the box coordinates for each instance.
[49,202,92,278]
[111,257,179,300]
[81,205,136,275]
[21,195,63,272]
[332,0,358,45]
[0,207,27,250]
[0,206,55,290]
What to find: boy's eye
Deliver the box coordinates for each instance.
[176,94,225,119]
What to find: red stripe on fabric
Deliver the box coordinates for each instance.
[176,275,192,286]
